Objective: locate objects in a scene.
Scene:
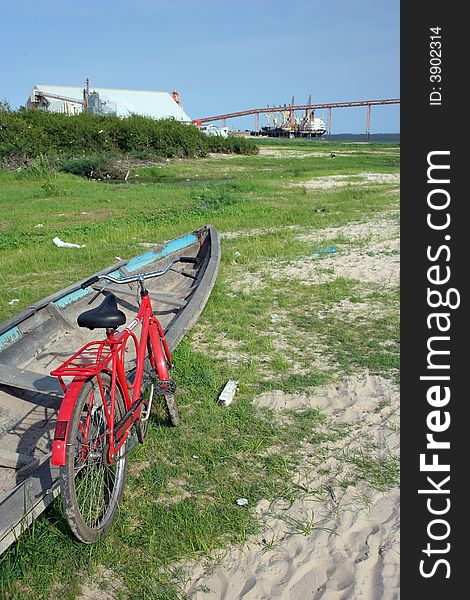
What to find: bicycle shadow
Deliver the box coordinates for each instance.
[0,384,58,487]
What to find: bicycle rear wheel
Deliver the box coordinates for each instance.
[59,373,128,543]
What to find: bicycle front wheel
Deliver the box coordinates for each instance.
[164,393,180,426]
[59,373,128,543]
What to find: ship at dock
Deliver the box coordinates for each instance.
[260,95,327,138]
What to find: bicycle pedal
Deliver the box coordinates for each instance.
[153,379,176,395]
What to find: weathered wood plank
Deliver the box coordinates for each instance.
[0,450,38,470]
[0,364,64,397]
[94,284,187,308]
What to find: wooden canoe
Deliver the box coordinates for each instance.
[0,224,220,555]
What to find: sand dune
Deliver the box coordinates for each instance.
[186,373,400,599]
[187,489,399,600]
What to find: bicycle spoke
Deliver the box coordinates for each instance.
[95,468,107,525]
[89,464,104,526]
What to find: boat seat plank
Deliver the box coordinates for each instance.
[0,364,63,397]
[91,284,137,299]
[151,294,187,308]
[92,284,188,308]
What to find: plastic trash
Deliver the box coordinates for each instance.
[312,247,337,254]
[235,498,249,506]
[218,380,239,406]
[271,314,281,323]
[53,237,85,249]
[34,223,44,228]
[8,299,19,306]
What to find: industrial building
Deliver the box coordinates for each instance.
[27,82,191,122]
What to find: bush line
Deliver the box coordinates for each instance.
[0,110,258,167]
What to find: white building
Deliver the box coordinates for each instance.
[27,84,191,122]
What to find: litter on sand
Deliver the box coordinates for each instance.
[218,380,239,406]
[53,237,85,249]
[312,247,337,254]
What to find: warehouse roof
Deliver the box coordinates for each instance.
[30,84,191,121]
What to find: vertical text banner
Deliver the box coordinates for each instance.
[401,2,465,597]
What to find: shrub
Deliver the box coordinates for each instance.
[40,177,62,196]
[0,110,51,158]
[206,135,258,155]
[193,183,243,210]
[60,154,123,179]
[21,154,55,177]
[0,110,258,166]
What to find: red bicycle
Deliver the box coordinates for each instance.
[50,256,195,543]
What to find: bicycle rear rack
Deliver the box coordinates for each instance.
[51,340,115,377]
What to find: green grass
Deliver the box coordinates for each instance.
[0,139,400,598]
[0,144,398,319]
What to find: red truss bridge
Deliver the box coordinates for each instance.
[193,98,400,136]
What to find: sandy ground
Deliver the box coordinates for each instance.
[257,148,399,159]
[79,369,400,600]
[226,215,400,294]
[186,374,400,599]
[184,212,400,598]
[273,238,400,287]
[187,489,399,600]
[290,216,400,287]
[77,566,124,600]
[296,173,400,190]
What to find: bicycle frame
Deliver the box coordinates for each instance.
[51,291,172,467]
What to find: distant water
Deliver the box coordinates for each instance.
[327,133,400,142]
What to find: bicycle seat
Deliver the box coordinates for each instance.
[77,293,126,330]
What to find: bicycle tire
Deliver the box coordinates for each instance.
[164,393,180,427]
[59,373,128,543]
[147,339,180,428]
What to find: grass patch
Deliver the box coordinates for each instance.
[340,448,400,490]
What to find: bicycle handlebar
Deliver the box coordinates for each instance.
[80,256,198,289]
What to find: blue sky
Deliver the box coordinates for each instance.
[0,0,399,133]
